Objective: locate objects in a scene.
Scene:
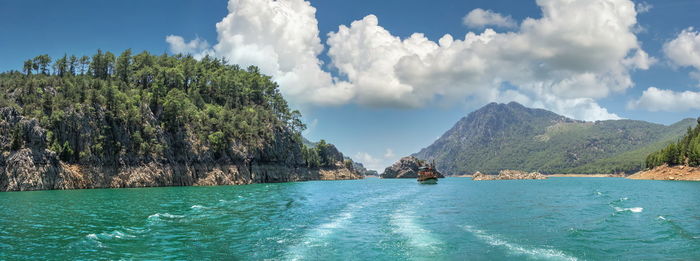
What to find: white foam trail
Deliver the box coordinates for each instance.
[285,203,361,260]
[147,213,185,223]
[191,205,208,210]
[613,207,643,213]
[463,226,578,261]
[390,209,442,253]
[657,216,666,220]
[285,190,415,260]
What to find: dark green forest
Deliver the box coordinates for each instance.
[646,118,700,169]
[0,50,340,168]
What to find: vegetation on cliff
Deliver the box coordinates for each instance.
[646,118,700,169]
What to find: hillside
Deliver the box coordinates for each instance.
[0,51,362,191]
[413,102,696,175]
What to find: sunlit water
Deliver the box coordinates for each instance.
[1,178,699,260]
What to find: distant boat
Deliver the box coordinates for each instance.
[417,162,439,184]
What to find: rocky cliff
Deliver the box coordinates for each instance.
[381,156,445,179]
[0,108,361,192]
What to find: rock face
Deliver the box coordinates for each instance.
[381,156,445,179]
[0,107,362,192]
[472,170,547,181]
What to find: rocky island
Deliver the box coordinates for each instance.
[472,170,547,181]
[0,51,363,192]
[380,156,445,179]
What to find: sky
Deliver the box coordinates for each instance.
[2,0,700,171]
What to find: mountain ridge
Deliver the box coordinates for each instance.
[412,102,697,175]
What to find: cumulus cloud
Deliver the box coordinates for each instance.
[628,87,700,112]
[463,9,517,29]
[664,27,700,84]
[169,0,652,121]
[168,0,353,107]
[326,0,649,120]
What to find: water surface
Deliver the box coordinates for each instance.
[1,178,699,260]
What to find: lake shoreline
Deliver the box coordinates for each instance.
[628,165,700,181]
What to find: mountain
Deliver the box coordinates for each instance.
[413,102,697,175]
[0,51,362,191]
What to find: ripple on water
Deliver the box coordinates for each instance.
[148,213,185,220]
[463,225,579,261]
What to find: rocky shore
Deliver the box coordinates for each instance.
[627,165,700,181]
[380,156,445,179]
[472,170,547,181]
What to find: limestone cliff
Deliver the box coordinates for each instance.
[0,107,361,191]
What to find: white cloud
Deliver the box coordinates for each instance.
[165,35,212,59]
[383,148,395,158]
[326,0,647,120]
[664,27,700,84]
[635,2,653,14]
[353,152,384,171]
[628,87,700,112]
[168,0,651,121]
[168,0,353,107]
[463,8,517,29]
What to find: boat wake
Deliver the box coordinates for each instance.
[390,209,443,253]
[285,189,416,260]
[462,225,578,261]
[284,202,365,260]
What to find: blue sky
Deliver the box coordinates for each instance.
[2,0,700,170]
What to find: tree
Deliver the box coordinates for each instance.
[54,55,68,77]
[116,49,133,83]
[23,60,34,75]
[162,88,195,130]
[69,55,78,76]
[79,56,90,75]
[33,55,52,75]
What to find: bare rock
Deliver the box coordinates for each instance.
[472,170,547,181]
[381,156,445,179]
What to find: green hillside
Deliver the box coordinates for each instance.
[413,102,697,175]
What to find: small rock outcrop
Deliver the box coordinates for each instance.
[472,170,547,181]
[381,156,445,179]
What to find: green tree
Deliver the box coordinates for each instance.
[116,49,133,83]
[33,54,52,75]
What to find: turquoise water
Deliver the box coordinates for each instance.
[1,178,699,260]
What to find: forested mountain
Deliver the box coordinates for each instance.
[413,102,696,175]
[646,118,700,168]
[0,51,362,191]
